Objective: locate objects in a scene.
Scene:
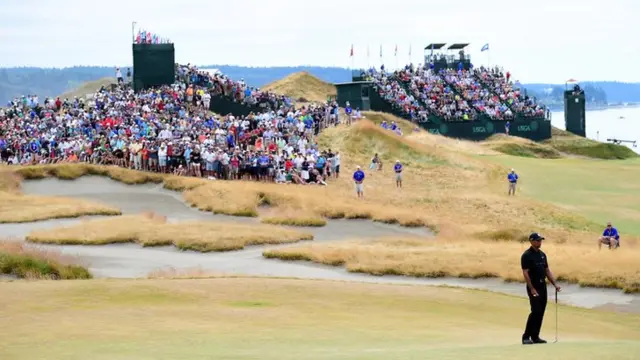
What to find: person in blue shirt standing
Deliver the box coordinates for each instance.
[353,165,365,199]
[599,222,620,250]
[508,168,519,196]
[394,160,403,188]
[345,101,353,126]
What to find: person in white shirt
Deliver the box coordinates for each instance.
[332,151,341,178]
[203,148,216,177]
[116,68,123,84]
[158,143,168,173]
[202,92,211,109]
[159,127,172,140]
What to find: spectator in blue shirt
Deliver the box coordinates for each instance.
[345,101,353,125]
[394,160,403,188]
[353,166,365,198]
[599,222,620,250]
[508,168,519,196]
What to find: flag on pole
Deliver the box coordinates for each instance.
[380,44,383,58]
[481,43,489,52]
[409,44,412,57]
[350,44,354,57]
[394,44,398,57]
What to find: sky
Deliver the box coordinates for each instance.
[1,0,638,84]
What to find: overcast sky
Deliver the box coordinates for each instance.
[1,0,638,83]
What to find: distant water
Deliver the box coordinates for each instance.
[550,107,640,154]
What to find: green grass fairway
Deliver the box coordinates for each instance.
[1,278,638,360]
[489,156,640,235]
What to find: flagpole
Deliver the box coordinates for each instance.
[131,21,136,43]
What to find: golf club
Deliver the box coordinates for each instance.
[554,288,558,343]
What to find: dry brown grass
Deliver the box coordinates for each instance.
[262,72,336,103]
[0,167,121,223]
[13,163,165,184]
[264,234,640,293]
[26,212,314,252]
[259,207,328,227]
[0,242,91,279]
[58,77,117,100]
[9,116,635,289]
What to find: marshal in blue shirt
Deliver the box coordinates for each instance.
[508,172,518,183]
[603,226,620,240]
[353,169,365,183]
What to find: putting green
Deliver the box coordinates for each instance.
[1,278,638,360]
[488,156,640,235]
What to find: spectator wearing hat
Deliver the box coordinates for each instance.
[599,221,620,250]
[520,232,561,345]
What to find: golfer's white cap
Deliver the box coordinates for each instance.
[356,165,361,169]
[396,160,400,162]
[511,168,515,171]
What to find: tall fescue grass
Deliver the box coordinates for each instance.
[14,163,164,184]
[8,117,636,289]
[26,212,314,252]
[0,167,121,223]
[0,242,92,279]
[264,235,640,293]
[11,161,437,229]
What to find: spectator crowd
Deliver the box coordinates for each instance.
[0,65,349,186]
[366,63,547,123]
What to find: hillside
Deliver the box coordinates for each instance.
[359,111,637,160]
[262,72,336,103]
[57,77,116,99]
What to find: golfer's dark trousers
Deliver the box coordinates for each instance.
[523,282,547,340]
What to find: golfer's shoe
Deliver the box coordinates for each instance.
[532,338,548,344]
[522,338,534,345]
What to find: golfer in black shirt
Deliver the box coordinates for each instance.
[521,232,561,345]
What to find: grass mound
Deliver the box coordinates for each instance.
[58,77,117,100]
[263,235,640,292]
[261,216,327,227]
[262,72,336,103]
[545,127,637,159]
[484,134,562,159]
[547,138,638,159]
[483,129,637,160]
[26,213,314,252]
[0,242,91,280]
[1,277,638,359]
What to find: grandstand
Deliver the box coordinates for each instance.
[335,43,552,141]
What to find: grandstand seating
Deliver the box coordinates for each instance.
[366,64,549,123]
